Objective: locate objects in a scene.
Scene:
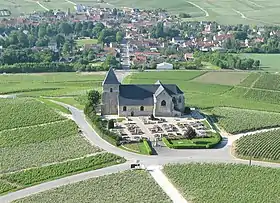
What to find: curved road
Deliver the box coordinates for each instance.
[1,103,279,203]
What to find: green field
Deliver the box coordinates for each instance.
[239,54,280,72]
[76,38,98,47]
[164,163,280,203]
[234,129,280,162]
[14,171,171,203]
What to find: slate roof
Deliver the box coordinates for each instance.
[119,84,183,106]
[102,68,120,85]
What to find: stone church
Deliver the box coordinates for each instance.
[101,68,185,117]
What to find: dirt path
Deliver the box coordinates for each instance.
[148,165,188,203]
[232,9,246,19]
[186,1,209,17]
[227,127,280,146]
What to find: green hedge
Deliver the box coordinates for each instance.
[162,133,222,149]
[143,139,153,155]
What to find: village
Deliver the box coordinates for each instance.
[0,4,278,71]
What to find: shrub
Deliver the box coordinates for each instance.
[143,139,152,155]
[107,119,115,129]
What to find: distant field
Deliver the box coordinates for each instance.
[239,54,280,72]
[14,171,171,203]
[104,0,280,25]
[164,163,280,203]
[192,71,249,86]
[126,71,280,113]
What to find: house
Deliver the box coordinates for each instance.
[157,62,173,70]
[101,68,185,117]
[171,37,184,44]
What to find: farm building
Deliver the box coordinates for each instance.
[156,62,173,70]
[101,68,185,117]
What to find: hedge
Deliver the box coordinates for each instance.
[143,139,153,155]
[162,133,222,149]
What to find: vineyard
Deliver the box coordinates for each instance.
[210,107,280,134]
[239,72,260,87]
[0,153,125,192]
[164,163,280,203]
[0,99,65,131]
[13,171,171,203]
[253,74,280,91]
[234,129,280,162]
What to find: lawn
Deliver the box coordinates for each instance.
[164,163,280,203]
[163,132,221,149]
[13,170,171,203]
[0,72,104,97]
[192,71,249,86]
[234,129,280,162]
[209,107,280,134]
[76,38,98,47]
[122,141,151,155]
[239,53,280,72]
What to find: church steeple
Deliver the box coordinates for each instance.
[102,67,120,85]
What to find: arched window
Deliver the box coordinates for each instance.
[140,106,144,111]
[110,88,113,92]
[178,96,182,103]
[161,100,166,106]
[123,106,127,111]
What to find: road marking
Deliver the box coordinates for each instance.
[186,1,209,17]
[36,1,49,11]
[148,165,188,203]
[232,9,246,19]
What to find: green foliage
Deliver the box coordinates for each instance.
[235,129,280,162]
[87,90,101,106]
[107,119,115,129]
[14,170,171,203]
[1,153,125,187]
[164,163,280,203]
[178,13,191,18]
[210,107,280,134]
[0,99,65,131]
[194,51,259,70]
[143,139,152,155]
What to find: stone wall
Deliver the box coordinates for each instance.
[119,105,153,117]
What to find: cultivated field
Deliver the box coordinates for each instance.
[14,171,171,203]
[164,163,280,203]
[0,98,125,195]
[192,71,249,86]
[234,129,280,162]
[210,107,280,134]
[253,73,280,91]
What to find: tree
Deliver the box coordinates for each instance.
[253,60,260,69]
[103,55,120,69]
[116,31,124,43]
[87,90,101,106]
[59,22,73,35]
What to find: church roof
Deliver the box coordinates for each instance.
[102,68,120,85]
[119,84,183,106]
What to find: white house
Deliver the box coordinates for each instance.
[156,62,173,70]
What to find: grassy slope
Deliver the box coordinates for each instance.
[164,163,280,203]
[13,171,171,203]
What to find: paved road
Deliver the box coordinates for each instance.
[1,103,279,202]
